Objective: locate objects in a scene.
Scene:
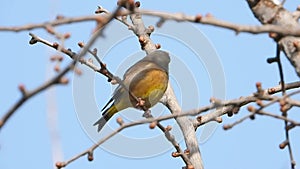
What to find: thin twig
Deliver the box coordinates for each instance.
[256,110,300,126]
[0,63,72,130]
[276,44,286,94]
[224,89,300,128]
[135,9,300,36]
[0,15,103,32]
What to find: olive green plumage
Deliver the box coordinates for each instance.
[94,50,170,132]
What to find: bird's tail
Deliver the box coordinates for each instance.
[94,104,118,132]
[93,117,107,132]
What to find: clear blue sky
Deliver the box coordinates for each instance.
[0,1,299,169]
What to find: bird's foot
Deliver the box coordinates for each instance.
[135,97,146,108]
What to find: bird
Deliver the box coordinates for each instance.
[93,50,170,132]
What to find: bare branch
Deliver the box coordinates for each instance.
[133,9,300,36]
[194,81,300,127]
[0,2,122,131]
[0,15,104,32]
[0,63,72,130]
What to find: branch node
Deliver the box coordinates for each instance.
[232,106,240,114]
[205,13,213,18]
[227,111,233,117]
[55,161,66,169]
[291,160,296,168]
[165,125,172,131]
[87,151,94,161]
[267,87,276,94]
[184,149,190,155]
[78,42,84,48]
[63,32,71,39]
[55,15,65,20]
[171,151,181,158]
[116,117,124,126]
[196,116,202,123]
[249,114,255,120]
[187,164,195,169]
[53,42,59,49]
[128,0,135,11]
[268,32,279,39]
[286,123,296,130]
[45,25,55,35]
[118,0,135,11]
[279,99,292,113]
[279,99,286,106]
[255,82,263,93]
[223,124,232,130]
[29,37,38,45]
[92,48,98,55]
[50,55,64,62]
[138,36,146,44]
[146,25,155,35]
[156,18,165,28]
[292,40,300,51]
[135,1,141,8]
[155,43,161,49]
[209,97,222,106]
[266,56,278,64]
[149,121,157,129]
[256,100,264,107]
[215,116,223,123]
[194,14,202,22]
[279,139,289,149]
[95,6,105,14]
[18,84,27,96]
[58,77,69,85]
[74,67,83,75]
[280,104,291,113]
[54,64,60,72]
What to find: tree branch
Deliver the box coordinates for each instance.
[0,1,122,130]
[0,15,103,32]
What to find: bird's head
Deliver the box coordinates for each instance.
[145,50,170,72]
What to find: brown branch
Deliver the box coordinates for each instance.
[0,15,103,32]
[57,81,300,168]
[0,63,72,130]
[224,106,300,130]
[0,1,121,131]
[0,7,299,38]
[248,0,300,78]
[132,9,300,36]
[247,2,300,167]
[56,113,192,168]
[256,109,300,126]
[145,114,192,166]
[194,81,300,127]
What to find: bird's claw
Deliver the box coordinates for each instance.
[135,97,145,108]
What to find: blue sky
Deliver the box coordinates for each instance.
[0,1,299,169]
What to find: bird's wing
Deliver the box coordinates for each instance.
[101,97,114,111]
[123,60,160,81]
[101,60,162,113]
[101,84,125,113]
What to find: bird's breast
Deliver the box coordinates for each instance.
[129,69,168,108]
